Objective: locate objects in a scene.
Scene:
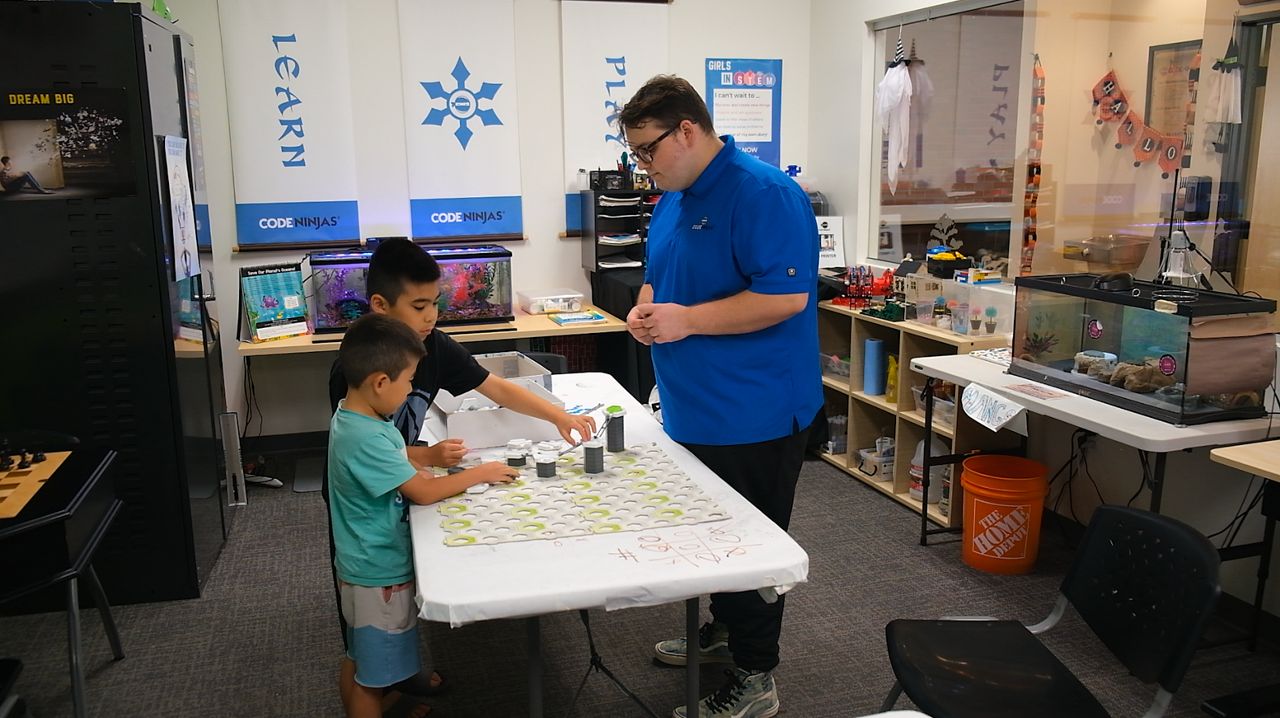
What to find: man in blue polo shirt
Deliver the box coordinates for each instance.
[620,75,821,718]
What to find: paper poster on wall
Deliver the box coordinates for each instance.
[0,87,134,200]
[560,1,669,233]
[398,0,522,240]
[705,58,782,167]
[181,55,213,252]
[219,0,361,248]
[163,136,201,281]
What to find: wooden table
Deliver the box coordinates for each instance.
[1202,440,1280,718]
[237,306,627,357]
[1210,441,1280,483]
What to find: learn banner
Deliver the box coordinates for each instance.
[560,1,669,232]
[705,58,782,168]
[399,0,523,240]
[218,0,361,248]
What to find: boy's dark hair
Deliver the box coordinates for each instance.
[366,238,441,304]
[339,313,426,388]
[0,156,9,164]
[618,75,715,136]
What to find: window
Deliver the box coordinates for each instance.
[869,1,1027,275]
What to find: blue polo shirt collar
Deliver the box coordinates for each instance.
[684,135,736,198]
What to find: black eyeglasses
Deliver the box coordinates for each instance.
[629,125,679,164]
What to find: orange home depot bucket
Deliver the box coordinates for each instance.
[960,455,1049,575]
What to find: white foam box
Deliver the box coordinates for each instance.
[517,288,584,315]
[422,380,565,449]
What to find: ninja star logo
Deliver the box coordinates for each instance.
[421,57,502,149]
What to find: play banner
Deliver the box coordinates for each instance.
[560,0,669,232]
[399,0,523,239]
[218,0,361,248]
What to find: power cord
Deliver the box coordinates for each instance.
[1128,451,1150,507]
[1205,476,1264,548]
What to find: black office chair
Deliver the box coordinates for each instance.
[524,351,569,375]
[881,505,1221,718]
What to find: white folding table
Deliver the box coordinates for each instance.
[910,354,1278,653]
[911,354,1273,515]
[409,372,810,717]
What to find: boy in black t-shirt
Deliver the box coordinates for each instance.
[324,238,595,705]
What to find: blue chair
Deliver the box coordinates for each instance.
[881,505,1221,718]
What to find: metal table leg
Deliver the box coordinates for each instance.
[527,616,543,718]
[87,566,124,661]
[66,577,86,718]
[686,597,699,718]
[1148,452,1168,514]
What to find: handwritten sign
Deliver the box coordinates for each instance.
[619,524,759,568]
[962,383,1027,434]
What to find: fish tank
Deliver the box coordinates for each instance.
[428,244,514,325]
[307,244,514,334]
[309,249,373,335]
[1010,274,1276,424]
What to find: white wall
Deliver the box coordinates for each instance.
[167,0,814,436]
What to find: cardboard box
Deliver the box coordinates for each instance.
[422,380,565,448]
[473,351,552,391]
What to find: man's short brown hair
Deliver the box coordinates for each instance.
[618,75,715,135]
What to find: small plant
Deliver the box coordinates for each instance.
[983,306,1000,334]
[1021,332,1059,359]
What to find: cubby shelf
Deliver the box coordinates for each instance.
[818,300,1008,529]
[900,410,956,439]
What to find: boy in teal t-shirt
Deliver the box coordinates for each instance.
[328,314,518,718]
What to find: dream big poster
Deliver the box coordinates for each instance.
[0,88,134,200]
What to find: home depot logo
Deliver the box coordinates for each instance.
[971,502,1031,559]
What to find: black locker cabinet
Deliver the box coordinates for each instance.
[0,2,227,606]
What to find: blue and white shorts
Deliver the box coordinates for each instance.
[340,580,421,688]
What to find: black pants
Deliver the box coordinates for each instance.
[679,420,810,673]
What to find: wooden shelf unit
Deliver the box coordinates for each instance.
[818,300,1009,528]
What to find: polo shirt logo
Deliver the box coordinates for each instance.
[691,216,712,230]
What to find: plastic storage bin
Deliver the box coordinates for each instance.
[821,352,852,379]
[856,448,895,481]
[911,385,956,427]
[825,414,848,455]
[517,288,585,315]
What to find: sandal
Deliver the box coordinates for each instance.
[392,670,447,698]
